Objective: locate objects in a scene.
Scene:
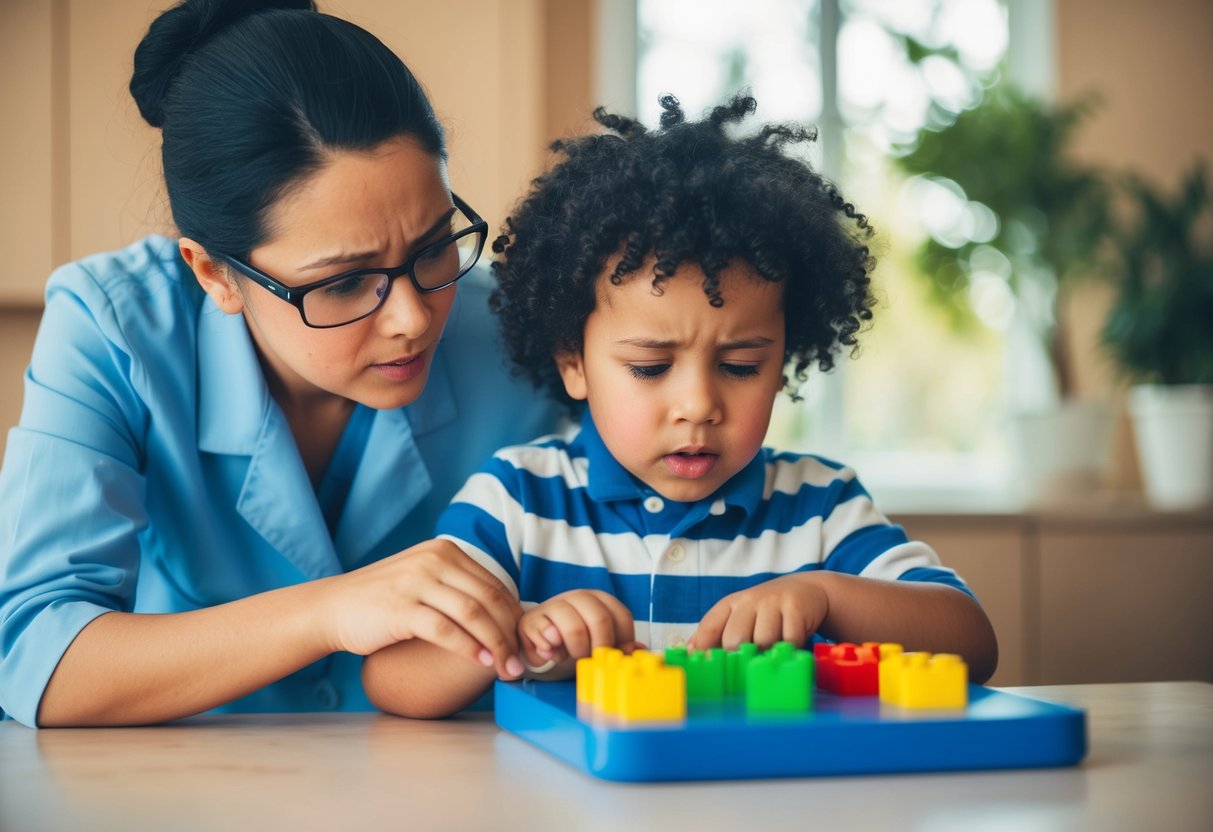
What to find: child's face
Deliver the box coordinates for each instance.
[557,260,786,502]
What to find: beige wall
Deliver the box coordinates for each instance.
[0,0,597,452]
[1055,0,1213,487]
[3,0,1212,473]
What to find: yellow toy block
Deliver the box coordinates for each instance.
[577,646,623,706]
[617,650,686,721]
[575,648,687,721]
[877,642,904,699]
[879,651,968,709]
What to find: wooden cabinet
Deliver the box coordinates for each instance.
[896,510,1213,686]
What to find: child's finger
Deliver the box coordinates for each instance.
[752,604,785,649]
[689,600,732,650]
[720,604,758,652]
[780,606,810,647]
[543,600,592,658]
[568,591,634,651]
[519,612,556,661]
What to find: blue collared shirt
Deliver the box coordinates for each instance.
[0,235,561,726]
[438,410,974,652]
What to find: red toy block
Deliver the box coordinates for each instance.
[815,642,881,696]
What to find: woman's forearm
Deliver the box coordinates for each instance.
[37,579,334,727]
[815,572,999,684]
[362,639,496,719]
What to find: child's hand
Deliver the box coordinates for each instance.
[519,590,637,670]
[688,573,829,651]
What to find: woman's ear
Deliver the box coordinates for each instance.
[179,238,244,315]
[555,351,588,401]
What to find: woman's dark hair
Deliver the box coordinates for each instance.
[130,0,445,257]
[490,93,877,409]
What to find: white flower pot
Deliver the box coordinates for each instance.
[1128,384,1213,510]
[1012,400,1114,504]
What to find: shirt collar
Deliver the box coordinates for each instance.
[577,409,767,516]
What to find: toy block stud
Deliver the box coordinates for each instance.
[685,648,727,700]
[617,650,687,722]
[576,646,623,706]
[877,643,904,700]
[812,643,837,691]
[825,642,881,696]
[745,645,814,713]
[725,642,759,696]
[880,651,967,709]
[663,645,689,669]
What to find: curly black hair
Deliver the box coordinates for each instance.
[490,93,876,410]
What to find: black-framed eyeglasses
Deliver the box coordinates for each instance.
[216,193,488,328]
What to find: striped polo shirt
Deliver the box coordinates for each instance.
[436,412,972,650]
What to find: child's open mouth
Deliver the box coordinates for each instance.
[662,451,718,479]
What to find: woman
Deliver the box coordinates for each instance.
[0,0,557,727]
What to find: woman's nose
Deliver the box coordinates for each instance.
[374,276,434,339]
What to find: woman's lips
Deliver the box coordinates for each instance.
[662,451,719,479]
[370,351,427,382]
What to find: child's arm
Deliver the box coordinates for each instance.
[359,538,526,719]
[687,572,998,683]
[518,590,639,679]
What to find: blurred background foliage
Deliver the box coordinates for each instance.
[1101,163,1213,386]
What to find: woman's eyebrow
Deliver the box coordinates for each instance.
[296,207,458,272]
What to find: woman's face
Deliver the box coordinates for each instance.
[218,136,459,411]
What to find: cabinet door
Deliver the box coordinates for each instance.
[895,518,1027,686]
[1038,527,1213,684]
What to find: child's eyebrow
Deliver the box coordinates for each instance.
[616,337,776,350]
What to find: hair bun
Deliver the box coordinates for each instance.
[130,0,315,128]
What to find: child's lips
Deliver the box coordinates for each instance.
[662,450,719,479]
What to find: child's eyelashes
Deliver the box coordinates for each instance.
[624,363,762,381]
[626,363,669,380]
[721,363,760,379]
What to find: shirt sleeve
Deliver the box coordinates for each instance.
[0,264,151,726]
[816,467,975,600]
[435,454,528,599]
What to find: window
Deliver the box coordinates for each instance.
[619,0,1040,507]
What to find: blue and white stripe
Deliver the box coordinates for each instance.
[436,414,970,648]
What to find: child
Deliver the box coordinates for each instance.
[426,95,998,707]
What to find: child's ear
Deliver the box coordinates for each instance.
[179,237,245,316]
[554,351,588,401]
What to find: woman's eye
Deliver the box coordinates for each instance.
[323,276,366,297]
[627,364,669,380]
[722,363,760,378]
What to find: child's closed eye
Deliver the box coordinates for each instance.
[626,363,669,380]
[721,363,760,379]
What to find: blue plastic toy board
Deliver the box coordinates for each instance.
[493,679,1087,782]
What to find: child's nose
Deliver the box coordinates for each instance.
[672,375,723,425]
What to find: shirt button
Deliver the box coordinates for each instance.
[667,544,686,562]
[709,498,726,516]
[643,495,665,513]
[315,681,341,710]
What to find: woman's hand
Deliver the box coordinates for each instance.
[322,538,524,680]
[688,573,829,651]
[518,589,638,673]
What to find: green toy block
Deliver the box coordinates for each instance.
[685,648,726,700]
[663,646,688,669]
[724,642,759,695]
[745,646,814,713]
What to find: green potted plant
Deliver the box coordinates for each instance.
[1101,162,1213,509]
[893,85,1115,499]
